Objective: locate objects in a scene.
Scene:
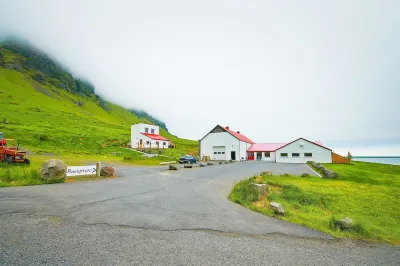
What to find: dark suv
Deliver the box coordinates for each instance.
[179,155,197,164]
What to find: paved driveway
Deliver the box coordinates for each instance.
[1,161,399,265]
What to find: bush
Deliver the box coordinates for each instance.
[329,216,366,235]
[229,179,259,204]
[280,173,290,177]
[36,134,50,141]
[301,173,310,177]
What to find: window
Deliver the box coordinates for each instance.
[145,127,149,133]
[163,142,166,145]
[214,152,217,154]
[264,152,270,157]
[218,152,221,154]
[146,141,150,144]
[156,141,159,146]
[280,153,288,157]
[305,153,313,157]
[151,128,155,134]
[222,152,225,154]
[292,153,300,157]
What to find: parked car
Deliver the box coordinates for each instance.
[179,155,197,164]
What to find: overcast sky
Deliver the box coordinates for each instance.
[1,0,399,155]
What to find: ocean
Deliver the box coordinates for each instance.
[352,157,400,165]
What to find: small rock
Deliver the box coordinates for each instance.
[184,164,193,168]
[301,173,310,177]
[262,171,273,176]
[224,161,228,164]
[324,169,338,179]
[339,217,353,230]
[200,163,205,167]
[229,160,233,163]
[269,201,285,215]
[169,165,178,170]
[207,162,214,166]
[219,162,223,164]
[38,159,67,180]
[251,183,268,196]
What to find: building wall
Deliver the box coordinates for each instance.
[131,123,166,148]
[275,139,332,163]
[200,132,245,161]
[260,151,276,161]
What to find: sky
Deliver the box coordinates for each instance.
[0,0,399,155]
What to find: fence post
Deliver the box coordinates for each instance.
[96,162,101,177]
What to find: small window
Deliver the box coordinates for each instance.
[163,142,166,145]
[264,152,270,157]
[218,152,221,154]
[280,153,288,157]
[214,152,217,154]
[292,153,300,157]
[146,141,150,144]
[305,153,312,157]
[145,127,149,133]
[222,152,225,154]
[151,128,155,134]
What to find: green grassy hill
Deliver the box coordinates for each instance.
[0,41,198,164]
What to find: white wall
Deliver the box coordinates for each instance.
[200,132,245,161]
[275,139,332,163]
[260,151,276,161]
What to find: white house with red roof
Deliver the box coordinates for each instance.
[131,123,170,149]
[200,125,332,163]
[247,138,332,163]
[199,125,255,161]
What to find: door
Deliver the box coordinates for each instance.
[139,139,143,148]
[212,146,226,160]
[231,151,236,160]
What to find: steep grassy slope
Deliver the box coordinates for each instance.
[0,43,198,161]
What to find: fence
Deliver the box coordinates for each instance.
[331,152,350,164]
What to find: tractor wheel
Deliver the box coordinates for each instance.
[6,157,13,164]
[24,158,31,164]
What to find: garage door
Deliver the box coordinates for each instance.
[213,146,226,160]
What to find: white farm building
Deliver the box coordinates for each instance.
[199,125,254,161]
[131,123,170,149]
[199,125,333,163]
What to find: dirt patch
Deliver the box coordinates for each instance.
[31,81,58,99]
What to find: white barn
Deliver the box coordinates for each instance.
[199,125,254,161]
[247,138,332,163]
[131,123,170,149]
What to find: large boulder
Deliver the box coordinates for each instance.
[338,217,353,230]
[324,169,338,179]
[38,159,67,180]
[100,166,115,177]
[269,202,285,215]
[251,183,268,196]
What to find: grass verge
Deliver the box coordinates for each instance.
[229,161,400,245]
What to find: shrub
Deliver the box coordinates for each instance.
[230,179,259,204]
[301,173,310,177]
[329,216,366,235]
[280,173,290,177]
[36,134,50,141]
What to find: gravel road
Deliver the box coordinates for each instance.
[0,161,399,265]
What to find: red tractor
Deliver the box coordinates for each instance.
[0,133,30,164]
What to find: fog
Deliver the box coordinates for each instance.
[1,0,399,155]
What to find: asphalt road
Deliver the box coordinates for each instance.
[1,161,399,265]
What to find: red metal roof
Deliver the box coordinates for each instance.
[247,139,330,152]
[222,126,254,144]
[141,133,169,141]
[247,143,287,152]
[275,138,331,151]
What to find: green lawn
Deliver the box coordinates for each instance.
[229,161,400,245]
[0,65,197,186]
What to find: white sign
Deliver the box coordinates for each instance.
[67,165,96,176]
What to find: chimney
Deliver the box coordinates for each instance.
[226,126,229,130]
[237,131,240,134]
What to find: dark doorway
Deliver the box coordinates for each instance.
[231,151,236,160]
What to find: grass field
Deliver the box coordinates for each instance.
[0,63,198,185]
[229,161,400,245]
